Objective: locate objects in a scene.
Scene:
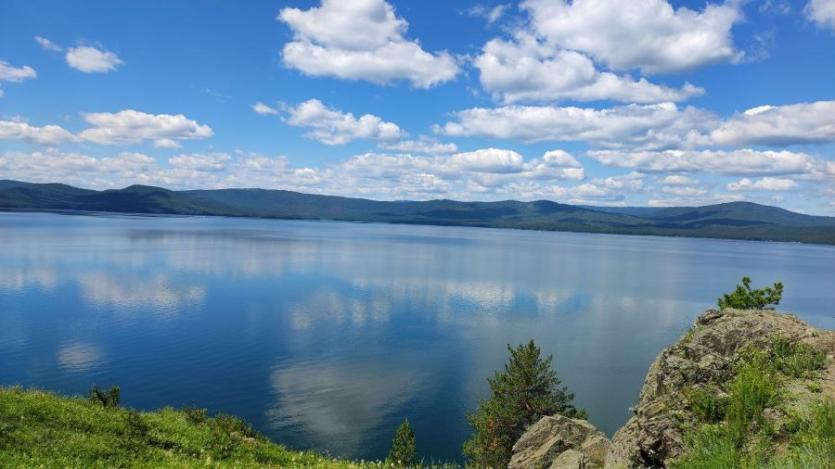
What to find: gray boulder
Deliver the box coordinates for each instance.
[508,414,610,469]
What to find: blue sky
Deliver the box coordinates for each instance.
[1,0,834,214]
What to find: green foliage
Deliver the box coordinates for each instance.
[89,385,120,408]
[725,361,780,446]
[769,337,826,378]
[674,335,832,469]
[0,386,435,468]
[463,340,584,468]
[386,418,417,467]
[672,424,740,469]
[718,276,783,310]
[688,388,728,424]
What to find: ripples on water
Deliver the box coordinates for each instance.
[1,212,833,461]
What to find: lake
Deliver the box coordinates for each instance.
[1,212,834,462]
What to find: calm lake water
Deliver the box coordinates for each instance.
[1,212,834,461]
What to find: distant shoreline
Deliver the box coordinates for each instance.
[2,180,834,246]
[3,207,834,249]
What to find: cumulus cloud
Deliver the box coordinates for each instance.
[436,102,715,149]
[153,138,182,149]
[567,172,644,204]
[0,148,589,201]
[661,175,698,186]
[475,31,703,104]
[467,4,510,24]
[0,150,157,189]
[285,99,402,145]
[65,45,123,73]
[707,101,835,146]
[78,109,213,145]
[34,36,62,52]
[252,101,279,115]
[661,185,708,196]
[807,0,835,30]
[278,0,459,88]
[449,148,525,173]
[378,137,457,154]
[522,0,742,73]
[0,60,37,82]
[0,120,76,145]
[727,177,798,191]
[587,149,820,176]
[438,99,835,152]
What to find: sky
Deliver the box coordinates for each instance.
[1,0,835,214]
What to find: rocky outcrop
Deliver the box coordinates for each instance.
[509,308,835,468]
[508,414,609,468]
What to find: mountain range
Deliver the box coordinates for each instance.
[2,179,834,245]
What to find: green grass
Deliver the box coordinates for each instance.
[0,386,416,468]
[672,336,833,469]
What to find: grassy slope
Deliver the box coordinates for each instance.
[0,387,382,468]
[672,335,835,468]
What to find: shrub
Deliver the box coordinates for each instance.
[688,388,728,423]
[183,407,208,424]
[89,385,120,408]
[463,340,584,467]
[769,338,826,379]
[386,418,417,467]
[672,424,739,469]
[718,276,783,310]
[726,361,780,446]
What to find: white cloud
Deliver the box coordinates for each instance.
[727,177,798,192]
[587,149,820,176]
[78,110,213,145]
[542,150,582,168]
[285,99,402,145]
[169,153,232,172]
[449,148,525,173]
[522,0,742,73]
[0,150,157,189]
[438,100,835,151]
[65,46,123,73]
[661,175,697,186]
[0,147,588,201]
[707,101,835,146]
[34,36,62,52]
[807,0,835,30]
[467,4,509,24]
[378,137,457,154]
[436,102,715,149]
[475,32,704,104]
[661,185,708,196]
[567,172,643,204]
[153,138,182,149]
[252,101,279,115]
[279,0,459,88]
[0,120,76,145]
[0,60,37,82]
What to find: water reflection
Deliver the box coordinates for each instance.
[1,212,834,461]
[77,273,205,312]
[57,342,105,372]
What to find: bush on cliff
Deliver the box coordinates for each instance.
[718,276,783,310]
[463,340,584,468]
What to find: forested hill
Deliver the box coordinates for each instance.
[2,179,834,245]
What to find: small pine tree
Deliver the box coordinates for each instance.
[89,385,120,408]
[718,277,783,310]
[463,340,585,467]
[386,418,416,467]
